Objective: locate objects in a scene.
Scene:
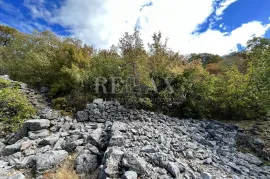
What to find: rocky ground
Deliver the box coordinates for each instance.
[232,120,270,159]
[0,76,270,179]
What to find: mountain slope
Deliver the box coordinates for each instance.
[0,77,269,179]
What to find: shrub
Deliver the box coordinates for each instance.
[52,97,68,110]
[65,91,94,111]
[138,97,153,110]
[0,78,11,88]
[0,87,36,133]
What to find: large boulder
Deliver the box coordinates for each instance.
[6,129,28,145]
[122,152,147,174]
[1,142,22,156]
[75,152,98,174]
[61,139,84,153]
[111,122,127,133]
[109,134,125,147]
[9,155,35,169]
[8,172,26,179]
[121,171,138,179]
[93,99,103,105]
[167,162,181,178]
[149,152,168,169]
[35,150,68,171]
[201,172,212,179]
[87,127,103,147]
[39,134,59,146]
[102,147,124,178]
[24,119,50,131]
[28,129,49,140]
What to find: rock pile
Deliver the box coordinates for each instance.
[0,86,270,178]
[76,99,270,179]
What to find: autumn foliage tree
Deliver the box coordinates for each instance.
[0,24,269,120]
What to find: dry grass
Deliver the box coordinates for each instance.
[43,155,79,179]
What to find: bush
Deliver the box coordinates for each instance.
[0,86,36,133]
[0,78,11,88]
[66,91,94,111]
[138,97,153,110]
[52,97,68,110]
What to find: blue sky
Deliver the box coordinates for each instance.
[0,0,270,55]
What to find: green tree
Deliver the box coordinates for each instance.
[148,32,171,77]
[0,25,18,46]
[189,53,222,66]
[118,29,151,87]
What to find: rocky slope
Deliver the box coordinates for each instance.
[0,76,270,179]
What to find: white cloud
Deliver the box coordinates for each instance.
[175,21,270,55]
[24,0,55,21]
[216,0,238,17]
[50,0,150,47]
[0,0,19,15]
[136,1,270,55]
[50,0,214,49]
[0,0,51,33]
[23,0,270,55]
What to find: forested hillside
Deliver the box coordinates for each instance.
[1,25,269,121]
[1,25,270,179]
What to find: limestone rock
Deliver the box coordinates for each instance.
[28,129,49,140]
[39,134,59,146]
[140,145,158,153]
[102,147,124,178]
[167,162,180,178]
[8,172,25,179]
[122,152,147,174]
[1,96,270,179]
[121,171,138,179]
[201,172,212,179]
[35,150,68,171]
[76,111,89,122]
[0,141,6,151]
[2,142,21,156]
[24,119,50,131]
[88,127,103,147]
[75,152,98,174]
[93,99,103,105]
[109,134,125,147]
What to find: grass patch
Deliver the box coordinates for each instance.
[43,155,79,179]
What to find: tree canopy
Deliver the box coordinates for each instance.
[1,24,269,120]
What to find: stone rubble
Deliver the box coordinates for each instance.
[0,76,270,179]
